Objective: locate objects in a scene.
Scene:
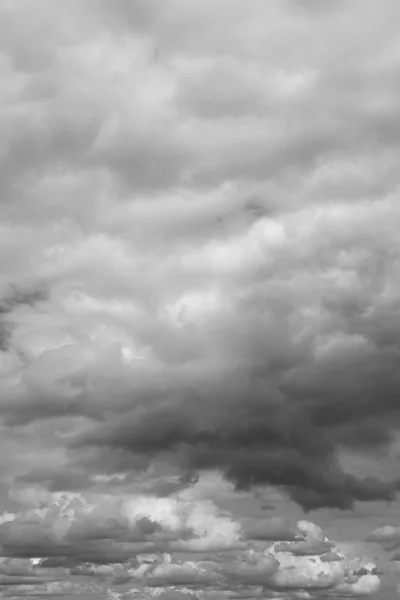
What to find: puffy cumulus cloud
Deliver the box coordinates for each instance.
[268,550,345,591]
[135,538,380,598]
[0,493,243,564]
[133,523,381,598]
[257,520,380,597]
[0,0,400,596]
[0,499,381,599]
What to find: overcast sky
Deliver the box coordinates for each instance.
[1,0,400,598]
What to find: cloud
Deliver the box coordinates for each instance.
[0,0,399,597]
[368,525,400,554]
[0,497,381,598]
[0,493,243,564]
[242,518,300,542]
[70,378,400,510]
[273,539,333,557]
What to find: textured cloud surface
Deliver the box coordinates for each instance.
[0,491,383,599]
[1,0,400,597]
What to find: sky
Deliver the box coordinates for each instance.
[1,0,400,598]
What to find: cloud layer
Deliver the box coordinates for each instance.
[0,491,383,599]
[1,0,400,597]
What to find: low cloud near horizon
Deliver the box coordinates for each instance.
[1,0,400,598]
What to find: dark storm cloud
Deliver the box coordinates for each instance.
[71,360,400,511]
[1,0,400,524]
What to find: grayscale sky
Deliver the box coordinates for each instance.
[0,1,400,598]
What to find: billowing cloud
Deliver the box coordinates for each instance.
[0,496,382,598]
[1,0,400,512]
[0,493,243,562]
[0,0,399,597]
